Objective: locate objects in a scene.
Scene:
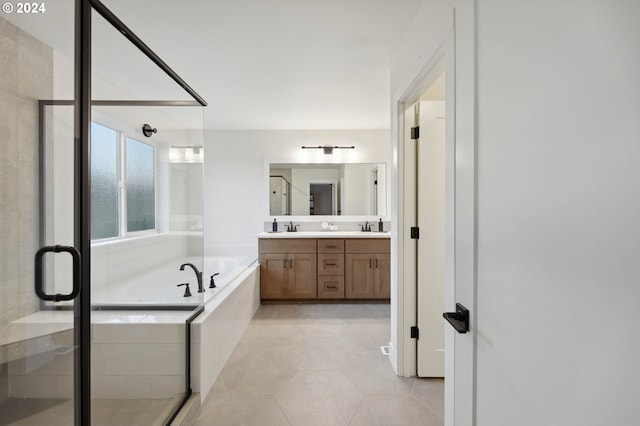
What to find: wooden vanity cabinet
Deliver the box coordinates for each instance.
[259,239,317,299]
[345,239,390,299]
[259,237,389,301]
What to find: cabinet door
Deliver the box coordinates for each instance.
[260,254,289,298]
[288,253,317,298]
[373,253,390,299]
[345,253,373,298]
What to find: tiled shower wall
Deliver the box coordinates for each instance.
[0,16,53,404]
[0,18,52,331]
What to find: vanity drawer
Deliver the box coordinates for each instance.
[317,254,344,275]
[259,238,317,254]
[317,276,344,299]
[345,238,390,254]
[317,239,345,253]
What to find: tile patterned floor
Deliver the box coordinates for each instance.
[190,304,444,426]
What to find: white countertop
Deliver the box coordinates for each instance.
[256,231,390,239]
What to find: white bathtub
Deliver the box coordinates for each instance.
[90,255,257,307]
[11,254,261,401]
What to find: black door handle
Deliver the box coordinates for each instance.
[443,303,469,333]
[34,245,81,302]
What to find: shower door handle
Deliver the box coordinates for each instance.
[34,245,81,302]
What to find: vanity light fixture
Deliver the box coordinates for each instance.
[301,145,355,155]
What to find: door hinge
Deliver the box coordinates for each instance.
[410,227,419,239]
[411,126,419,140]
[410,326,419,339]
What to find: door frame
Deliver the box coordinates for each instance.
[396,31,456,420]
[393,6,477,423]
[309,180,337,215]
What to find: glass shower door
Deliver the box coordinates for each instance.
[88,4,206,424]
[0,1,79,423]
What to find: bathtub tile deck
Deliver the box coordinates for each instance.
[191,303,444,426]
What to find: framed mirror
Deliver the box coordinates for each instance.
[269,163,387,216]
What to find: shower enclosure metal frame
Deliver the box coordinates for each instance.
[66,1,208,423]
[39,98,204,425]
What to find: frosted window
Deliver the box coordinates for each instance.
[90,123,119,239]
[126,138,155,232]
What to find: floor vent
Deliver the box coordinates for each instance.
[380,345,390,356]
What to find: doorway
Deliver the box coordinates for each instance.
[309,183,336,215]
[415,88,446,378]
[395,31,457,424]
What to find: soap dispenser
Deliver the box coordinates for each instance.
[378,218,384,232]
[272,218,278,232]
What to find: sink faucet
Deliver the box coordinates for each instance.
[286,221,299,232]
[180,262,204,293]
[359,221,372,232]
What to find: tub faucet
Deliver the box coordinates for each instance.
[180,263,204,293]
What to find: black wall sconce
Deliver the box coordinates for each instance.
[301,145,355,154]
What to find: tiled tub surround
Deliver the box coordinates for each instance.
[5,310,188,401]
[91,252,255,306]
[89,234,205,306]
[37,231,257,307]
[1,260,260,403]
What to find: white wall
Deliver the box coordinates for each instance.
[203,129,390,256]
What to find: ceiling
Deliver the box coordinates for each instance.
[97,0,424,130]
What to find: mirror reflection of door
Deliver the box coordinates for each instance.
[270,176,290,215]
[310,183,334,215]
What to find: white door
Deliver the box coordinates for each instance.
[417,100,446,377]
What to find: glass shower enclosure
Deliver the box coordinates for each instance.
[0,1,206,424]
